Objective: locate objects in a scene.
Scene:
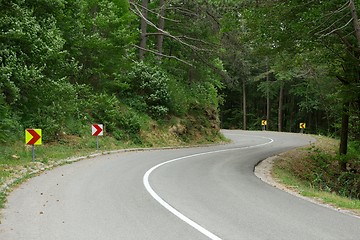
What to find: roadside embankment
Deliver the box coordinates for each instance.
[255,135,360,217]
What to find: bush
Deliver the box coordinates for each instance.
[167,78,189,116]
[20,77,79,141]
[294,144,360,199]
[126,62,170,118]
[86,93,144,142]
[0,96,21,143]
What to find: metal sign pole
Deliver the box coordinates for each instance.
[32,145,35,162]
[96,136,99,150]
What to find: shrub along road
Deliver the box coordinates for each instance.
[1,130,360,240]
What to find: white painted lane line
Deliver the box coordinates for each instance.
[143,136,274,240]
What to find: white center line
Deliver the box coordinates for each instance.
[143,135,274,240]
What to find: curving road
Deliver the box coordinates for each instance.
[1,130,360,240]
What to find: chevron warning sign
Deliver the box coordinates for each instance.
[92,124,104,136]
[25,129,42,145]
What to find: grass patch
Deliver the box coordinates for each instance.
[0,191,5,209]
[273,135,360,215]
[302,189,360,212]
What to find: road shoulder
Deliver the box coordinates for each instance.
[254,154,360,218]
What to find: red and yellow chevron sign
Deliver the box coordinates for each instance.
[261,120,267,126]
[25,129,42,145]
[299,123,306,129]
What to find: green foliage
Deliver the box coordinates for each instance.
[0,0,152,143]
[218,0,360,139]
[297,144,360,199]
[274,136,360,201]
[85,93,144,142]
[21,78,79,141]
[0,0,79,141]
[0,97,21,143]
[0,0,223,145]
[126,62,170,118]
[0,191,5,209]
[167,78,189,117]
[191,82,221,109]
[220,108,242,129]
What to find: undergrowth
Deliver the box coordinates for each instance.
[274,136,360,202]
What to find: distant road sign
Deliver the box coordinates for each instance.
[92,124,104,136]
[25,129,42,145]
[262,120,267,126]
[300,123,306,129]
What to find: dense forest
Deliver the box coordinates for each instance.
[1,0,360,157]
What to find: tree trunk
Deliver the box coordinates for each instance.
[288,94,295,132]
[139,0,148,60]
[243,78,247,130]
[350,0,360,47]
[157,0,165,57]
[266,59,270,130]
[339,102,350,170]
[266,91,270,130]
[278,84,284,132]
[339,102,350,155]
[338,0,360,157]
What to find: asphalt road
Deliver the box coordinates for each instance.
[1,130,360,240]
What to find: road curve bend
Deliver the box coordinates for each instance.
[1,130,360,240]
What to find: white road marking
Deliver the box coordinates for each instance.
[143,135,274,240]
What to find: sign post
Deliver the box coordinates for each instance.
[299,123,306,134]
[92,124,104,150]
[25,129,42,162]
[32,145,35,162]
[261,120,267,131]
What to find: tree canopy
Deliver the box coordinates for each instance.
[1,0,359,159]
